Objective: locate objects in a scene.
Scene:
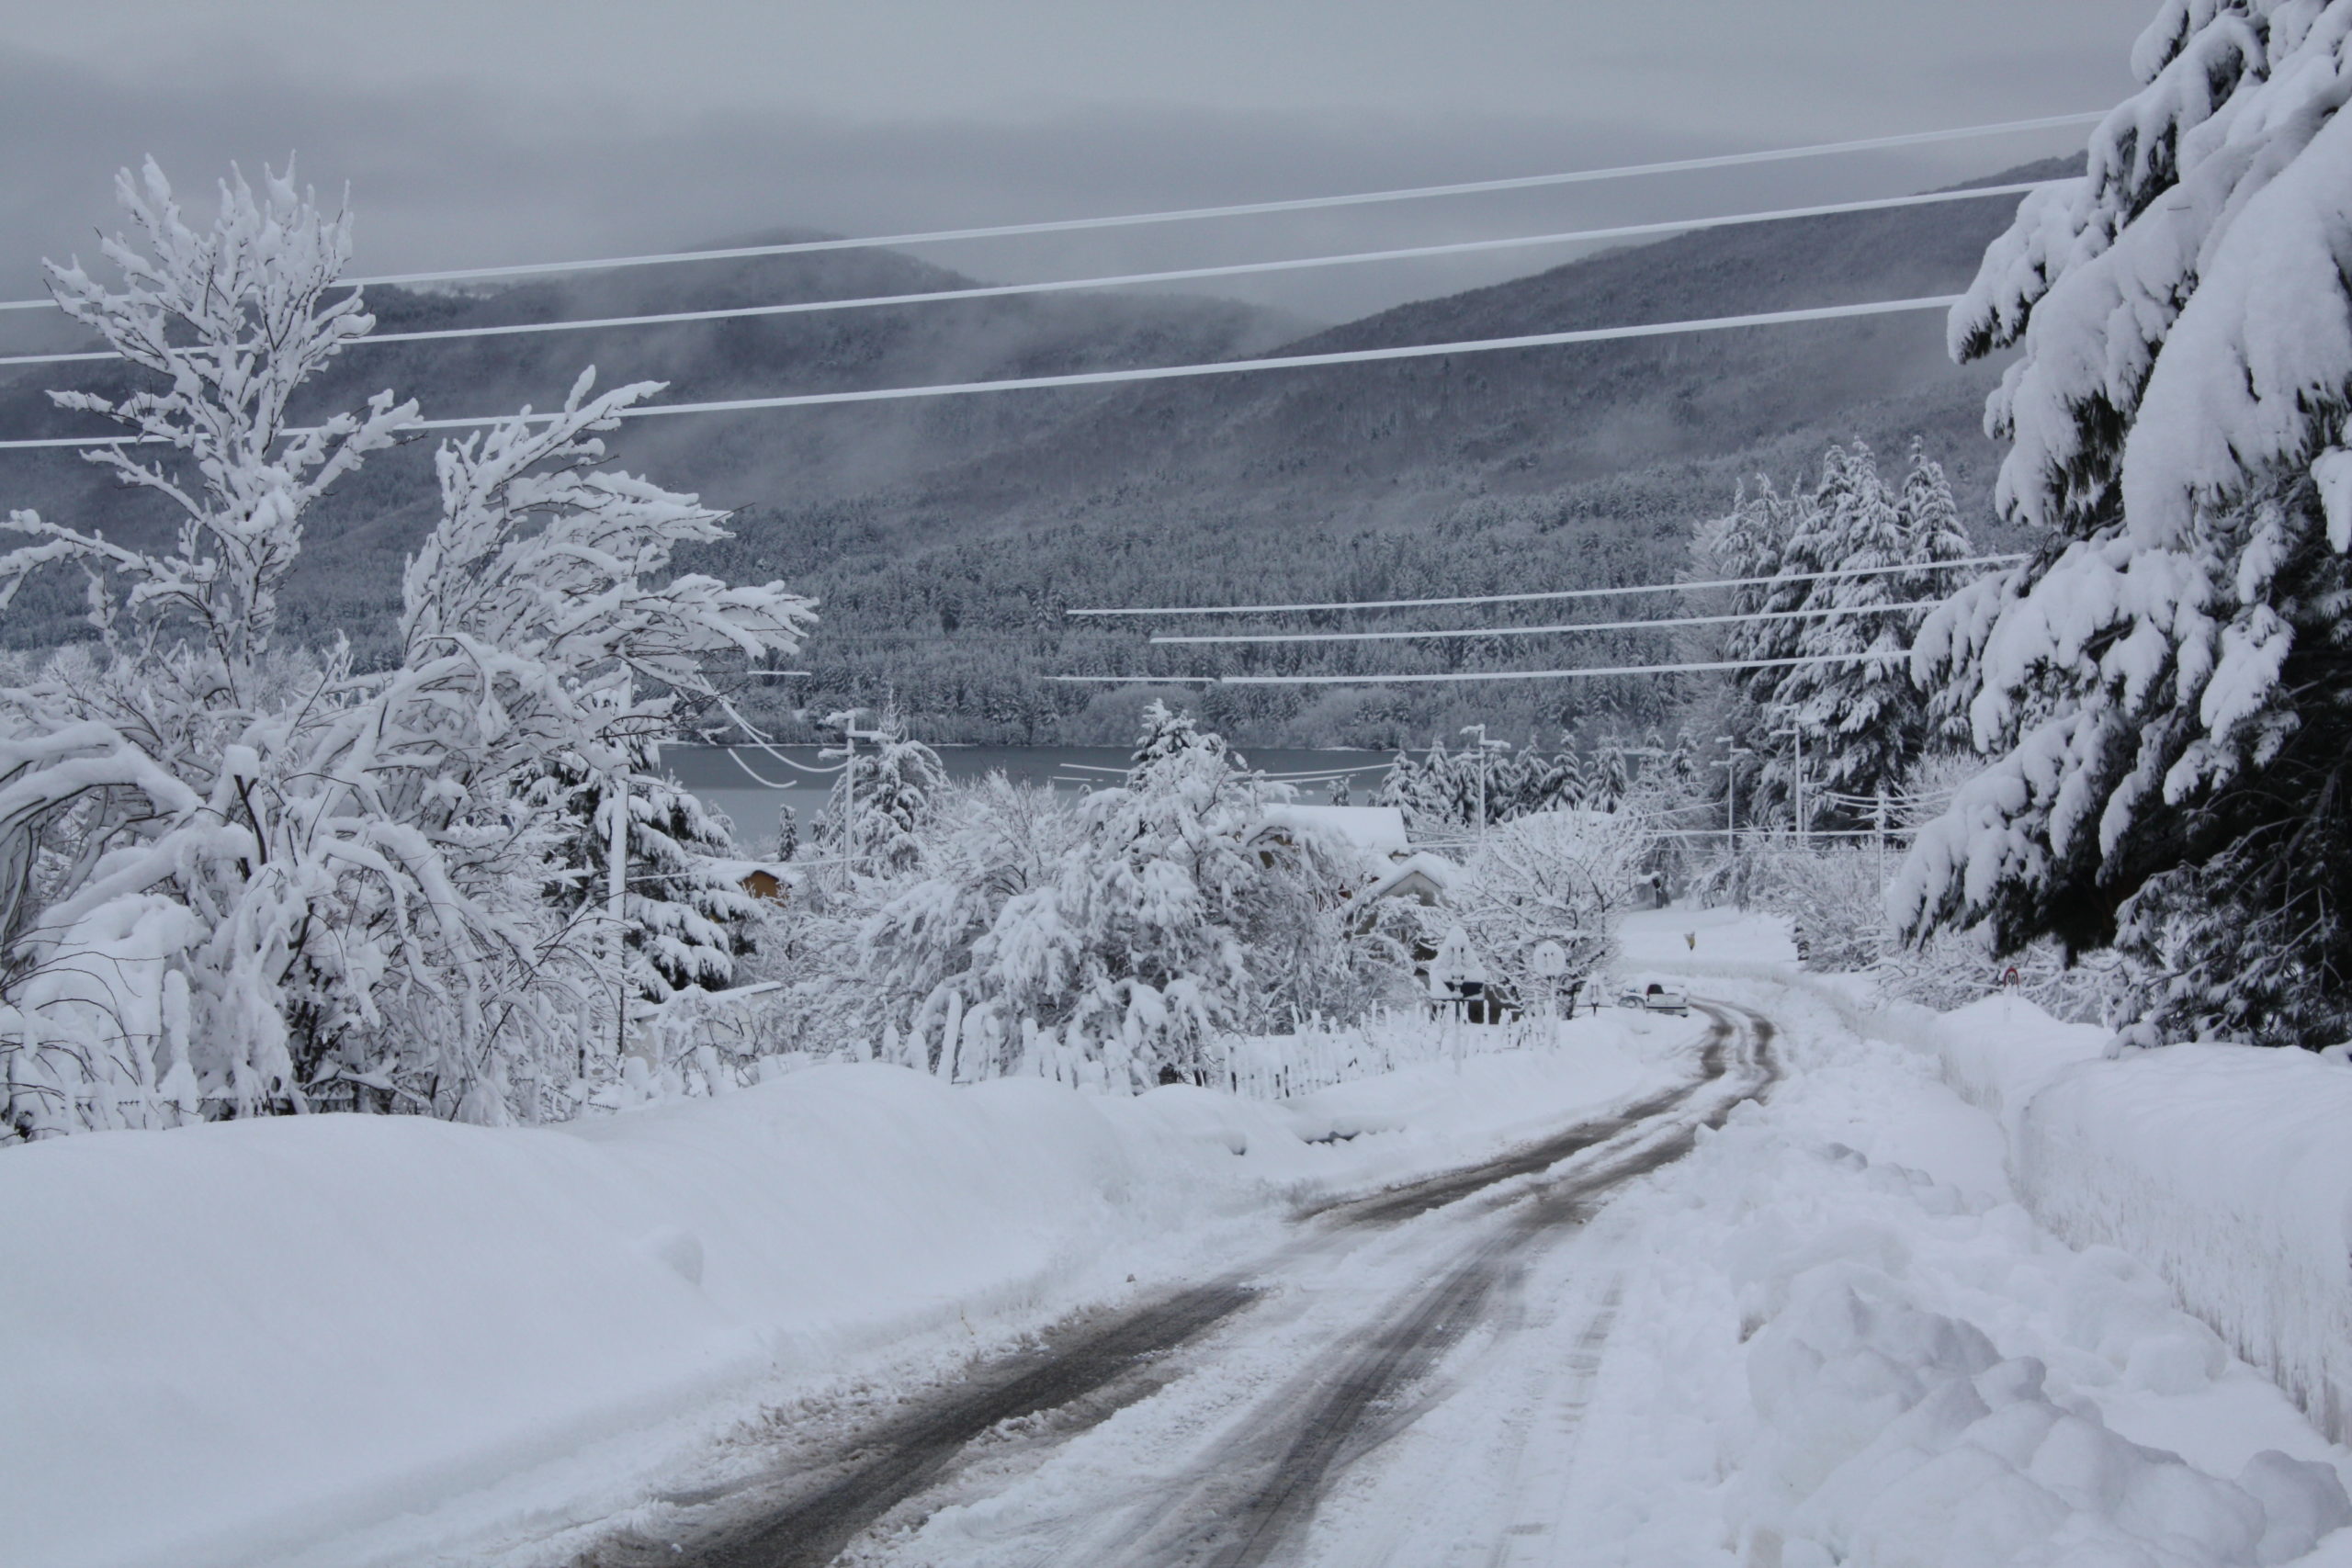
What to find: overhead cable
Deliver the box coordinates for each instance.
[1148,598,1951,646]
[0,183,2055,369]
[1050,651,1893,686]
[1073,553,2026,618]
[0,294,1965,451]
[0,110,2093,312]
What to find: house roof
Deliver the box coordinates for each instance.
[1363,850,1461,903]
[1261,804,1412,856]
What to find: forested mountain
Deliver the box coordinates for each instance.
[0,162,2066,747]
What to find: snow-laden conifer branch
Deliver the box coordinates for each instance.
[1903,1,2352,1044]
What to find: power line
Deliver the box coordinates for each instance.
[1050,651,1893,686]
[1073,554,2026,618]
[0,182,2055,370]
[0,110,2093,313]
[1149,598,1951,646]
[0,294,1964,451]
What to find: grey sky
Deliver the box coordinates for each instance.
[0,2,2155,322]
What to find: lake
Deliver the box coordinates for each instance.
[662,743,1397,852]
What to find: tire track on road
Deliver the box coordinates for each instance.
[1098,1002,1774,1568]
[577,1004,1773,1568]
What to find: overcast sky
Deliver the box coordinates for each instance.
[0,1,2156,322]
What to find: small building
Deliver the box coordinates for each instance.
[1359,851,1458,910]
[1259,804,1412,860]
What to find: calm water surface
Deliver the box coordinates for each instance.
[664,744,1396,849]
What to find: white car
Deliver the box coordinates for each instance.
[1614,980,1691,1017]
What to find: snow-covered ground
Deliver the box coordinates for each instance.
[15,909,2352,1567]
[823,926,2352,1567]
[0,1011,1676,1568]
[1510,974,2352,1566]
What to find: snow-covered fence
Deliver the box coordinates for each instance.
[1213,1008,1557,1101]
[1932,998,2352,1444]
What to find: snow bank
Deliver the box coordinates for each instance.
[1934,997,2352,1448]
[1929,992,2108,1134]
[1577,997,2352,1566]
[0,1021,1670,1568]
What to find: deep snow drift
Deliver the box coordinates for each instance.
[0,1015,1670,1568]
[1528,976,2352,1567]
[1935,994,2352,1450]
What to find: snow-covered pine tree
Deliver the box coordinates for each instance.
[775,802,799,862]
[1768,441,1926,825]
[1550,745,1592,813]
[1128,698,1211,779]
[1375,739,1462,835]
[1897,440,1984,749]
[1702,473,1810,821]
[1589,737,1635,811]
[536,745,760,1004]
[821,704,946,877]
[1898,0,2352,1046]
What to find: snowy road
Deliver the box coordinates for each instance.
[577,1002,1776,1568]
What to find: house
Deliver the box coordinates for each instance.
[1258,804,1412,860]
[1359,851,1458,910]
[710,859,798,904]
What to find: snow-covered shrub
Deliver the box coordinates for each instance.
[1444,808,1645,1000]
[1901,1,2352,1046]
[1751,841,1892,976]
[0,164,813,1139]
[861,711,1405,1088]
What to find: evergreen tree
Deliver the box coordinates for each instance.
[1705,474,1810,824]
[1769,442,1926,825]
[775,802,799,862]
[539,746,760,1002]
[822,704,946,876]
[1898,0,2352,1045]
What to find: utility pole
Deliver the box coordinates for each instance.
[1461,725,1510,849]
[1713,738,1753,860]
[828,707,888,886]
[1770,724,1808,848]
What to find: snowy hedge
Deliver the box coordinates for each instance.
[1935,997,2352,1443]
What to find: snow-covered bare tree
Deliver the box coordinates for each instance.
[1445,808,1645,1002]
[862,710,1389,1088]
[1899,0,2352,1046]
[0,164,815,1139]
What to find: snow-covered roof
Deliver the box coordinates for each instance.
[1261,804,1411,855]
[1363,850,1461,903]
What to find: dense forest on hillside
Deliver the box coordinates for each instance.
[0,163,2058,745]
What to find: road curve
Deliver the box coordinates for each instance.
[576,1000,1778,1568]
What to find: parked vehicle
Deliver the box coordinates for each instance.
[1614,978,1691,1017]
